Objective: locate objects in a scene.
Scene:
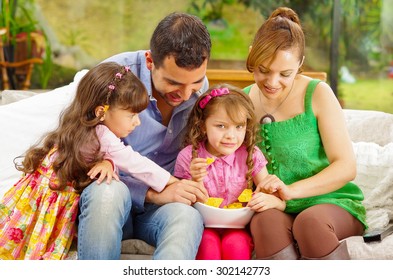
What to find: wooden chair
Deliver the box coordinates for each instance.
[0,27,43,90]
[206,69,327,89]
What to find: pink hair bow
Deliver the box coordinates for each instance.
[199,87,230,109]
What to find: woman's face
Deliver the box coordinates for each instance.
[253,49,302,100]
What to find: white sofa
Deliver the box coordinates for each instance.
[1,70,392,260]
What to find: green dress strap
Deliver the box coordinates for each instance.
[243,84,252,94]
[304,79,321,116]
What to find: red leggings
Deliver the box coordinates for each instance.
[250,204,364,258]
[196,228,254,260]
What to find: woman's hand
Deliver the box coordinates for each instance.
[255,174,285,193]
[87,159,119,184]
[190,157,209,182]
[255,174,293,201]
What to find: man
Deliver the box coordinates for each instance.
[77,12,211,260]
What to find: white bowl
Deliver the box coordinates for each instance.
[193,202,255,228]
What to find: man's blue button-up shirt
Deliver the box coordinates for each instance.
[103,51,209,211]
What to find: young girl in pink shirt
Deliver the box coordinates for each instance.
[0,62,177,260]
[174,85,285,260]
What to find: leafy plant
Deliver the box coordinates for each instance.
[189,0,236,22]
[1,0,53,88]
[1,0,39,43]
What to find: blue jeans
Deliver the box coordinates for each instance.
[77,180,204,259]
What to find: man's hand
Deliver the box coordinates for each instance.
[146,179,208,206]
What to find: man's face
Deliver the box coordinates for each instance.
[146,51,207,108]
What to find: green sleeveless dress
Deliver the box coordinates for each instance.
[244,80,367,228]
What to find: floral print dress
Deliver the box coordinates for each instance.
[0,148,79,260]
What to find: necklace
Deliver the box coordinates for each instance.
[258,84,293,124]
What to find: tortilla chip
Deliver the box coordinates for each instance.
[206,157,215,165]
[238,189,253,202]
[205,197,224,208]
[224,202,243,209]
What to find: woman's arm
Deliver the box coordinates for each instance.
[280,82,357,200]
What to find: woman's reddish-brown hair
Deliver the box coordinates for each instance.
[247,7,305,73]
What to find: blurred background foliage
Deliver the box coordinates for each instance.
[9,0,393,112]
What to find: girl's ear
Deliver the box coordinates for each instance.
[248,45,252,53]
[95,106,106,121]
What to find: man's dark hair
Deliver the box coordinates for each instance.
[150,12,211,70]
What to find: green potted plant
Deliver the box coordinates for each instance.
[1,0,52,89]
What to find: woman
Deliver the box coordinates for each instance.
[244,7,367,260]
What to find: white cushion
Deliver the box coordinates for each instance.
[347,141,393,259]
[347,235,393,259]
[352,142,393,229]
[0,70,88,198]
[344,109,393,146]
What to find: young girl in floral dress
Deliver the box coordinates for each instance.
[0,62,177,260]
[174,85,286,260]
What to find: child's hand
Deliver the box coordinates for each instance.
[87,159,119,184]
[247,192,286,212]
[190,157,209,182]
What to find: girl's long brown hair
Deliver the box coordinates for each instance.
[183,84,259,189]
[17,62,149,193]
